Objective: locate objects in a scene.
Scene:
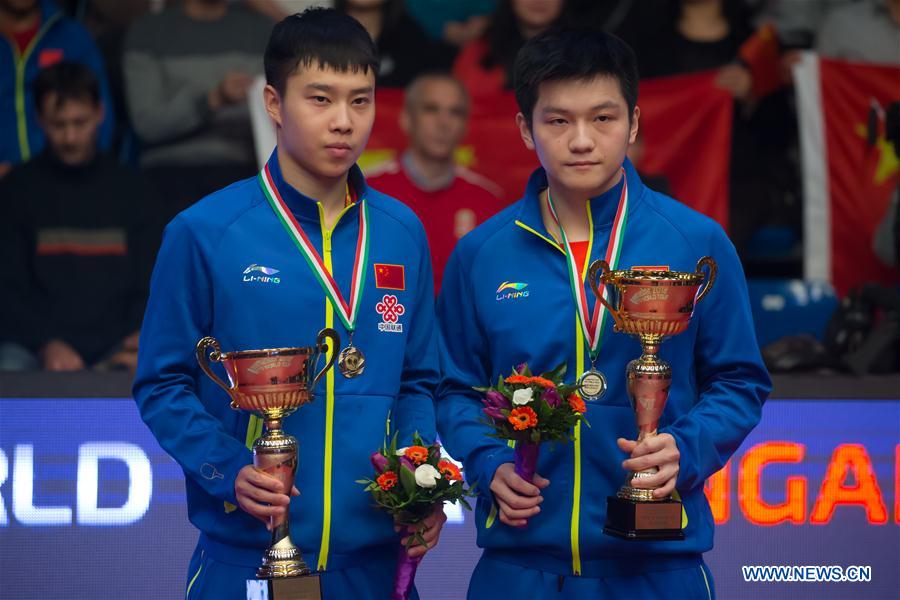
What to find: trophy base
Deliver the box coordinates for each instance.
[603,495,685,541]
[247,574,322,600]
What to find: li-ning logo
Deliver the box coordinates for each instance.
[243,264,281,284]
[496,281,529,301]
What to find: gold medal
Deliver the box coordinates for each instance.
[338,344,365,378]
[578,368,607,401]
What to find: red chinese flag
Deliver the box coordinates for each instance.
[374,263,405,290]
[739,23,783,99]
[638,71,734,230]
[797,55,900,295]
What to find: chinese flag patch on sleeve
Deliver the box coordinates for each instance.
[374,263,405,290]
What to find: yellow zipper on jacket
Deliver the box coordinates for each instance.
[11,13,62,162]
[513,198,595,576]
[316,200,354,571]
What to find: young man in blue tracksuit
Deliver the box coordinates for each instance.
[133,10,442,599]
[0,0,113,170]
[437,29,771,598]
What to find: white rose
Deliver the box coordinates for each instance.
[395,447,408,456]
[414,464,441,488]
[512,388,534,406]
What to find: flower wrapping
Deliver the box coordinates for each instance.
[358,433,475,600]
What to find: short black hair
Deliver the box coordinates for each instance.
[33,61,100,114]
[514,28,639,128]
[264,8,379,95]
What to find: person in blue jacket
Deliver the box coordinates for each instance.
[132,9,443,600]
[437,28,771,599]
[0,0,113,173]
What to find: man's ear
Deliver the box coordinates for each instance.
[516,112,535,151]
[264,84,282,128]
[629,105,640,145]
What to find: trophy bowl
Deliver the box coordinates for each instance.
[589,257,716,341]
[196,328,339,589]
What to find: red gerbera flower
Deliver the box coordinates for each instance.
[567,394,587,414]
[404,446,429,465]
[376,471,398,491]
[438,460,462,481]
[508,406,538,430]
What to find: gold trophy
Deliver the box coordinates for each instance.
[588,257,716,540]
[196,328,340,598]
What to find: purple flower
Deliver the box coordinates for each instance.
[485,390,511,409]
[515,363,528,374]
[371,452,389,474]
[542,387,562,408]
[399,456,417,475]
[482,401,505,421]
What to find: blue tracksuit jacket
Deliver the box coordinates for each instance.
[133,151,438,571]
[1,0,113,165]
[437,159,770,578]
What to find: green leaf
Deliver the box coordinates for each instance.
[546,362,567,382]
[399,465,417,496]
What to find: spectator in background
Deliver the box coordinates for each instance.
[337,0,454,87]
[817,0,900,64]
[453,0,569,100]
[368,72,505,291]
[404,0,496,47]
[0,0,114,176]
[631,0,800,264]
[756,0,854,49]
[123,0,271,225]
[631,0,754,90]
[0,62,158,372]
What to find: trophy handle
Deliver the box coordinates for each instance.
[195,337,233,394]
[311,328,340,388]
[588,259,621,325]
[694,256,718,305]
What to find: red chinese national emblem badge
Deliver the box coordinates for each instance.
[376,294,405,333]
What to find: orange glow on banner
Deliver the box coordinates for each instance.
[704,462,731,524]
[810,444,888,525]
[738,442,807,526]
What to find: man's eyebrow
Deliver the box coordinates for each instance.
[541,100,621,114]
[305,83,374,95]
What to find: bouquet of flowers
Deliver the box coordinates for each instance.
[475,363,588,482]
[358,433,474,600]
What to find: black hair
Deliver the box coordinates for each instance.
[33,61,100,114]
[264,7,379,95]
[513,28,639,128]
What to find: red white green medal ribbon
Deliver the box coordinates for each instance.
[546,169,628,361]
[258,164,369,333]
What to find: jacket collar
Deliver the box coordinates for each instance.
[264,148,368,226]
[515,157,645,242]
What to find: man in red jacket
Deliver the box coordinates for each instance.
[368,72,505,292]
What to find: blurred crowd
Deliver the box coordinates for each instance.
[1,0,898,372]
